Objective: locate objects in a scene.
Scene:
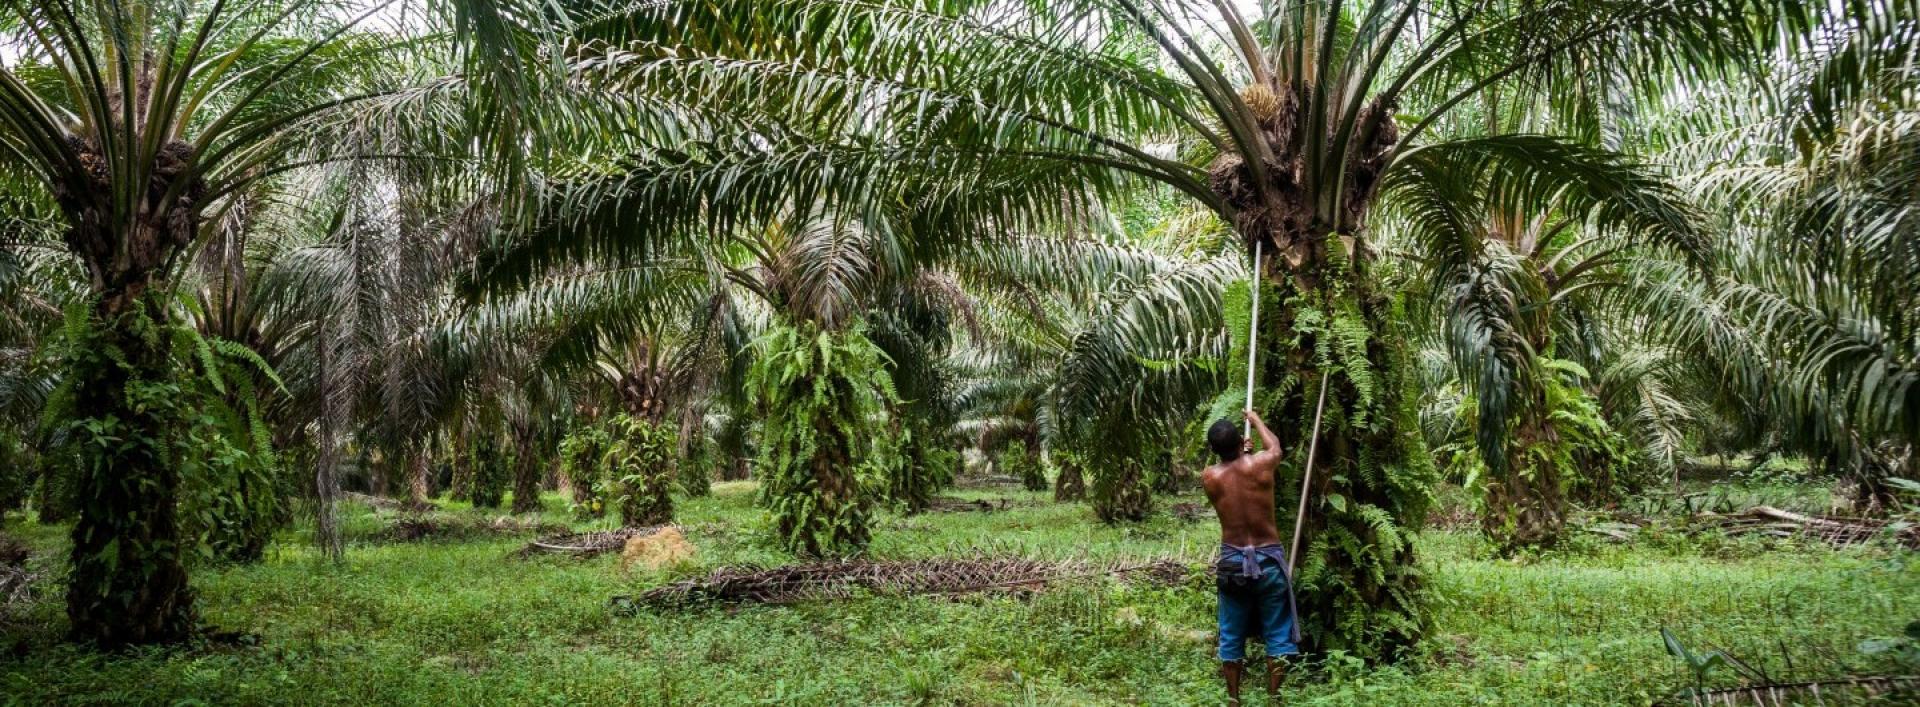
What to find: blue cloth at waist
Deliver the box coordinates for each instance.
[1219,543,1288,579]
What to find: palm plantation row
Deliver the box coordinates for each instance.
[0,0,1912,664]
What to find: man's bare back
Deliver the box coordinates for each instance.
[1201,410,1283,547]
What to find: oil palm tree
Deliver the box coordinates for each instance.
[1635,0,1919,511]
[0,0,564,646]
[1383,132,1705,550]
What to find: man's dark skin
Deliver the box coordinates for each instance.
[1201,409,1285,705]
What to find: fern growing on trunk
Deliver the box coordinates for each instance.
[749,324,898,557]
[604,414,675,527]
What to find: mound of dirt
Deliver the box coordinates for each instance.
[621,527,695,571]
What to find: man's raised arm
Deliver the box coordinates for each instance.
[1243,409,1281,462]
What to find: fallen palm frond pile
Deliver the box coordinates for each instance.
[345,492,403,511]
[1696,506,1918,549]
[517,527,664,558]
[0,536,34,616]
[1169,502,1213,522]
[926,497,1020,513]
[384,514,566,542]
[955,474,1024,488]
[1581,506,1918,550]
[1665,675,1918,706]
[615,555,1189,611]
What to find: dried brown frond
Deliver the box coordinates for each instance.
[519,527,666,558]
[620,555,1191,610]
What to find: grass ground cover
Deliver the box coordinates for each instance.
[1,482,1913,705]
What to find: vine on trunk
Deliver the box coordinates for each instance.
[465,432,510,509]
[604,414,675,526]
[997,441,1046,492]
[1253,244,1438,662]
[559,425,611,517]
[887,423,954,514]
[45,300,285,644]
[1442,360,1631,552]
[749,323,898,557]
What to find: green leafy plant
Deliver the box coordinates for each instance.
[996,442,1046,492]
[1662,627,1729,697]
[603,414,676,527]
[749,323,898,557]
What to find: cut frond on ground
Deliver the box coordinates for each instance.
[618,555,1189,610]
[1168,502,1213,522]
[926,497,1028,513]
[519,527,665,558]
[1580,506,1920,550]
[955,475,1025,489]
[344,492,404,511]
[1662,675,1919,706]
[1697,507,1920,550]
[0,536,34,616]
[383,514,567,543]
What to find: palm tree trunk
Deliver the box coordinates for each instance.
[65,294,195,647]
[1255,243,1436,662]
[1053,456,1086,502]
[407,446,432,509]
[1481,409,1567,550]
[313,319,345,561]
[510,422,542,514]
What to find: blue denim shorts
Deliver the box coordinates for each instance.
[1216,553,1299,662]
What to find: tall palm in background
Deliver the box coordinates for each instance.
[1636,1,1919,511]
[1383,132,1705,550]
[0,0,553,646]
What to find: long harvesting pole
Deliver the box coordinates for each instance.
[1244,241,1262,438]
[1289,370,1330,577]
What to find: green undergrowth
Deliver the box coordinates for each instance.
[1,482,1913,705]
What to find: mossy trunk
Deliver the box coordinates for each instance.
[1480,407,1567,551]
[467,434,508,510]
[55,132,210,645]
[1253,245,1436,662]
[677,415,712,498]
[887,423,952,514]
[780,376,868,553]
[618,472,673,526]
[510,424,543,515]
[609,415,675,527]
[33,455,76,524]
[1091,455,1153,523]
[65,297,195,647]
[1052,456,1086,502]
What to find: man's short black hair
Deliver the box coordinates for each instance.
[1207,419,1243,461]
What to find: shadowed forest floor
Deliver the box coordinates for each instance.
[1,481,1914,705]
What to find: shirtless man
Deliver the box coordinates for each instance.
[1201,410,1298,705]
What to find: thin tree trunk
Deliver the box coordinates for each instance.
[314,319,344,561]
